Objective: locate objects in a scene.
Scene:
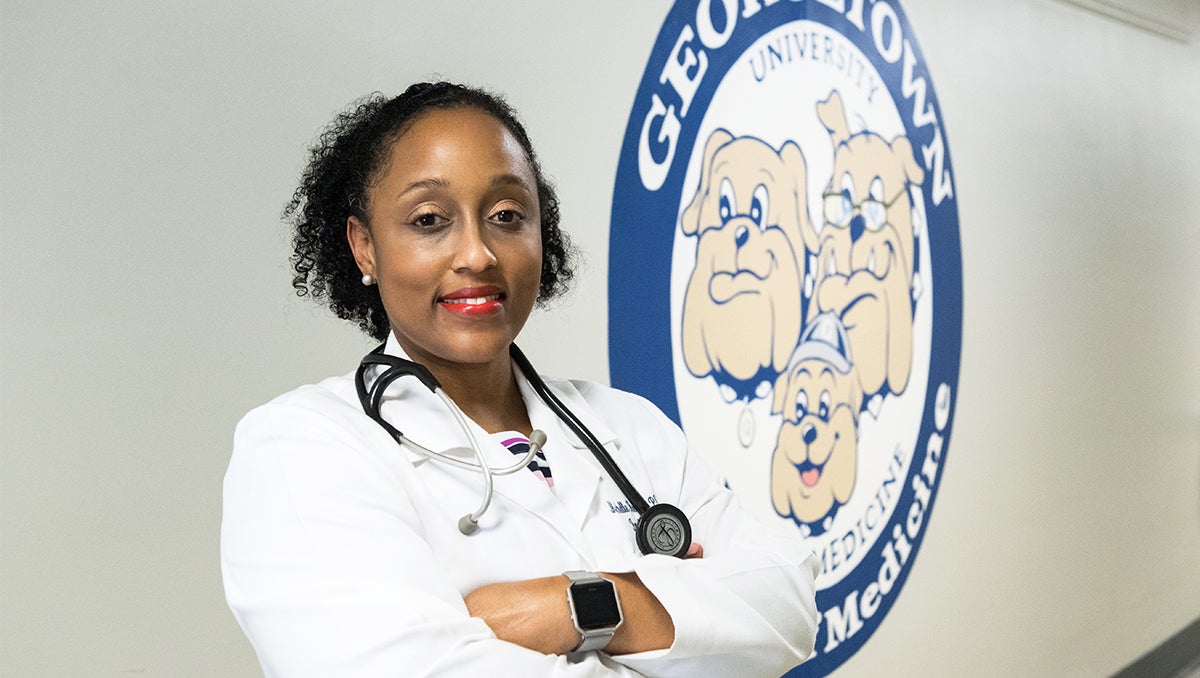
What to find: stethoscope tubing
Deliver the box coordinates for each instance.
[355,353,546,529]
[508,344,653,516]
[355,342,690,557]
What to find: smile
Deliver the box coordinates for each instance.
[445,294,500,305]
[795,459,824,487]
[438,288,505,316]
[794,432,840,487]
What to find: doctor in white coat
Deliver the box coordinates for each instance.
[222,82,820,677]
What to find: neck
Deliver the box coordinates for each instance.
[408,347,533,436]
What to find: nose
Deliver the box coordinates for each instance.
[850,214,865,243]
[801,424,817,445]
[735,224,749,249]
[452,218,498,272]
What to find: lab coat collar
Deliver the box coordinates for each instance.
[372,335,617,551]
[375,334,619,455]
[515,370,618,453]
[372,335,482,466]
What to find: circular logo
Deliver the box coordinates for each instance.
[609,2,961,674]
[638,504,691,557]
[651,517,680,551]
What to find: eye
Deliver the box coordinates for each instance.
[824,191,853,228]
[718,178,736,224]
[795,390,808,420]
[858,179,885,232]
[823,174,856,228]
[862,202,886,231]
[750,184,769,230]
[491,208,525,226]
[822,194,850,228]
[410,211,446,230]
[840,173,856,202]
[818,391,831,422]
[868,177,885,202]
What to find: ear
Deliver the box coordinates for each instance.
[850,373,865,424]
[816,90,850,147]
[681,128,734,235]
[780,141,818,255]
[891,136,925,186]
[346,215,376,278]
[770,370,790,416]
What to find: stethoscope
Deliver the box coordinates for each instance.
[355,343,693,558]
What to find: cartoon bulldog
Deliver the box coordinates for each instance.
[808,90,925,399]
[770,313,863,531]
[680,129,812,400]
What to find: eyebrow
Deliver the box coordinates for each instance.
[489,173,533,191]
[396,173,532,198]
[398,177,450,198]
[703,164,776,187]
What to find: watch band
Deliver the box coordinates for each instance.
[564,570,623,653]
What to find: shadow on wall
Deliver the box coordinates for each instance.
[1110,617,1200,677]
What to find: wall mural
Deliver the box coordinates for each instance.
[609,1,962,673]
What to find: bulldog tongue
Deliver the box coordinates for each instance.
[801,468,820,487]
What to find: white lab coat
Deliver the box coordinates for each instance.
[222,336,820,677]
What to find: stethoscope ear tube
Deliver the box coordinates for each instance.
[358,349,441,395]
[355,348,440,445]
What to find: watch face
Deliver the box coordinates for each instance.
[571,580,621,629]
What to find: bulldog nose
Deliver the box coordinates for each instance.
[850,214,865,243]
[735,224,749,249]
[801,424,817,445]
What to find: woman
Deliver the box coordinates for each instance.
[222,82,820,677]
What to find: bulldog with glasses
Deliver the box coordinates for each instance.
[807,90,926,401]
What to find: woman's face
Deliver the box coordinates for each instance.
[348,107,543,370]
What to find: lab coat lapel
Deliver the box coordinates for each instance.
[517,372,620,532]
[375,338,591,555]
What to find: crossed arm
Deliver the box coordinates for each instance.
[464,543,704,656]
[223,397,817,676]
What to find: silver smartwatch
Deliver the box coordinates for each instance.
[564,570,623,653]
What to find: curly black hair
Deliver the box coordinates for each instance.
[284,82,576,341]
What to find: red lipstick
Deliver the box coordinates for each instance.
[438,286,505,316]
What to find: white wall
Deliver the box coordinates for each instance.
[1,1,1197,676]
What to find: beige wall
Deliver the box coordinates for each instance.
[2,1,1197,676]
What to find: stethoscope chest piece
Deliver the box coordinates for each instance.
[635,503,692,558]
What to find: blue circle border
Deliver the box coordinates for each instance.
[608,2,962,675]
